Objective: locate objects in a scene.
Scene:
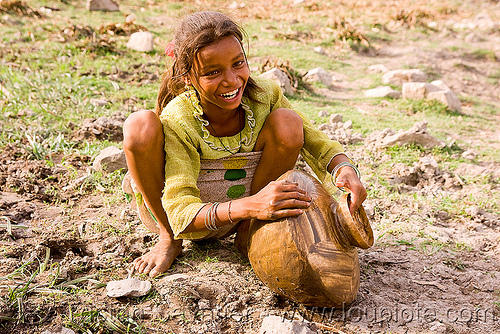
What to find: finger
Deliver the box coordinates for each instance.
[271,208,305,220]
[274,198,311,210]
[279,183,308,194]
[348,186,367,215]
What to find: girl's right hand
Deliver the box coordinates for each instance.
[249,180,311,221]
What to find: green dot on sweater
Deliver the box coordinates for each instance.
[224,169,246,181]
[227,185,246,199]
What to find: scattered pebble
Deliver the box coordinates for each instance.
[106,278,152,298]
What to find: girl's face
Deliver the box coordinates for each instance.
[186,35,250,117]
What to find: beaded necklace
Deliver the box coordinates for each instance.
[206,107,243,154]
[187,87,256,153]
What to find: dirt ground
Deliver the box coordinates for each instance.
[1,1,500,334]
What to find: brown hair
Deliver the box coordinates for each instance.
[155,11,261,116]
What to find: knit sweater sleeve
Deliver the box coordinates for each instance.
[159,100,209,240]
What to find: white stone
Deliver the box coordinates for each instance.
[429,321,447,334]
[364,86,400,98]
[258,315,317,334]
[343,120,353,129]
[106,278,152,298]
[159,273,190,283]
[329,113,343,124]
[126,31,154,52]
[228,1,245,9]
[87,0,119,11]
[313,46,326,55]
[126,14,137,23]
[427,90,462,112]
[93,146,128,173]
[461,149,478,160]
[402,82,440,100]
[303,67,333,87]
[0,84,11,98]
[474,14,496,30]
[367,64,389,74]
[373,121,445,149]
[430,80,451,92]
[382,69,427,86]
[90,98,108,107]
[317,110,329,117]
[261,68,294,96]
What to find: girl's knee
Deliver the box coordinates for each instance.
[268,108,304,149]
[123,110,163,152]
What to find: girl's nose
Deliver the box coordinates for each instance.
[222,70,238,86]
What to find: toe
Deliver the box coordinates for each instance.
[143,262,156,276]
[149,268,161,278]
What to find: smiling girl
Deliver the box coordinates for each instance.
[122,11,366,278]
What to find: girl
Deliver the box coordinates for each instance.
[123,11,366,278]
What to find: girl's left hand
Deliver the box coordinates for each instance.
[335,166,367,215]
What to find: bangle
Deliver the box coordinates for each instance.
[326,152,354,171]
[330,162,361,192]
[227,201,235,224]
[204,202,220,231]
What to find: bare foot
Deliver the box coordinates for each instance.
[234,220,250,257]
[134,238,183,278]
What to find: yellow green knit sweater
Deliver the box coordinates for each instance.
[159,76,344,240]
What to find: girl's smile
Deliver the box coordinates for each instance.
[186,35,250,122]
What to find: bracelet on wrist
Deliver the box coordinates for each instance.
[330,161,361,192]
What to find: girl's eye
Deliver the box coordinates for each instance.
[203,70,219,76]
[234,61,245,67]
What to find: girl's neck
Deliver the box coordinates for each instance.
[204,107,244,137]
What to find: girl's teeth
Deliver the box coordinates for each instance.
[221,89,238,99]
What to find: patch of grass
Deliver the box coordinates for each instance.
[464,49,498,62]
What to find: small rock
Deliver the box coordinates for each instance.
[473,13,496,30]
[402,82,440,100]
[427,21,438,29]
[93,146,128,173]
[343,120,353,129]
[464,32,481,43]
[313,46,326,55]
[303,67,333,87]
[126,31,154,52]
[159,273,190,283]
[41,327,76,334]
[90,98,109,107]
[368,121,445,149]
[363,203,375,218]
[364,86,400,98]
[0,84,11,98]
[426,90,462,112]
[429,321,447,334]
[258,315,317,334]
[382,69,427,86]
[198,299,211,310]
[106,278,152,298]
[461,149,478,160]
[367,64,389,74]
[87,0,119,11]
[125,14,137,23]
[261,68,294,96]
[317,110,329,117]
[228,1,245,9]
[465,206,484,218]
[430,80,451,92]
[329,113,343,124]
